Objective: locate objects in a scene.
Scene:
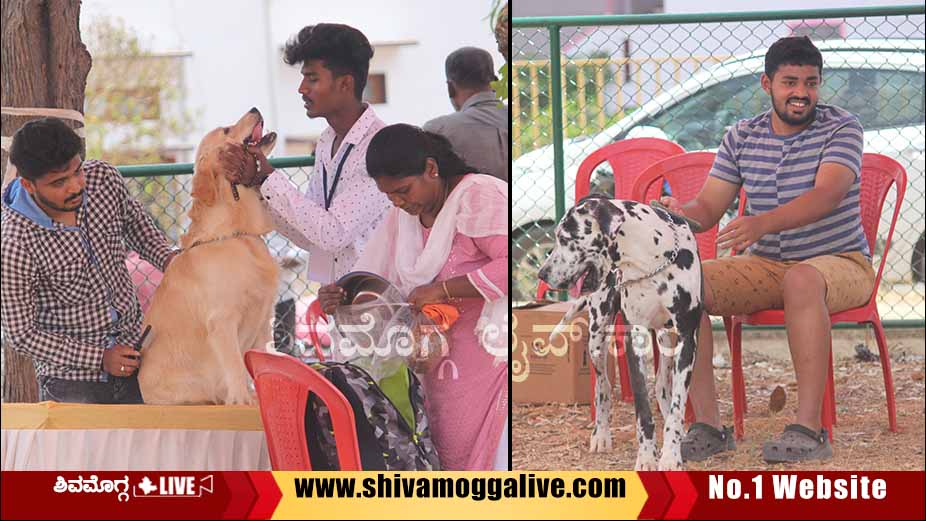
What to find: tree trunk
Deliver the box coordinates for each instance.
[494,3,509,64]
[1,0,92,403]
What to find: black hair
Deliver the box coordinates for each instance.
[765,36,823,79]
[283,23,374,100]
[366,124,476,179]
[445,47,497,89]
[9,117,83,181]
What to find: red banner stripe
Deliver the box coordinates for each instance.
[247,471,282,519]
[684,471,925,520]
[638,472,672,519]
[663,471,697,519]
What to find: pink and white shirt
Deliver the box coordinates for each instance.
[260,105,390,283]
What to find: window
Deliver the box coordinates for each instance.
[629,0,664,14]
[788,20,845,41]
[628,73,763,151]
[363,73,387,104]
[284,136,318,157]
[821,69,925,131]
[620,65,925,151]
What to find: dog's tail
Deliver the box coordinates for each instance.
[549,296,588,344]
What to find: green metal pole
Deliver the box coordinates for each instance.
[549,25,566,221]
[513,5,923,28]
[118,155,315,178]
[712,320,925,331]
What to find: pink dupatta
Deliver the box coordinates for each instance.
[354,174,508,363]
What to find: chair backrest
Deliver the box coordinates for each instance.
[244,350,362,471]
[856,153,907,295]
[574,137,685,200]
[630,151,719,260]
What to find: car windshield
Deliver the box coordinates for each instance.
[623,67,925,151]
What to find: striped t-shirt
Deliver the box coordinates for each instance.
[709,104,869,261]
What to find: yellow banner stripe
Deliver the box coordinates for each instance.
[271,471,646,520]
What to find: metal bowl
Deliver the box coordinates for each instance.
[335,271,401,304]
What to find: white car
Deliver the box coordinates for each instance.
[512,39,925,302]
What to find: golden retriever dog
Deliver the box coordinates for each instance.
[138,108,279,405]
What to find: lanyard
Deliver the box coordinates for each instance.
[322,143,355,211]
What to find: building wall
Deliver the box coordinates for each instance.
[81,0,505,160]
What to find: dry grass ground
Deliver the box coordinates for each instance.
[513,329,926,470]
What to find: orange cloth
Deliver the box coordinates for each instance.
[421,303,460,332]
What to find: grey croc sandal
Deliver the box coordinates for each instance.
[762,424,833,463]
[681,422,736,462]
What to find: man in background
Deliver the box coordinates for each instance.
[424,46,508,182]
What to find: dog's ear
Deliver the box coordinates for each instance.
[191,154,218,206]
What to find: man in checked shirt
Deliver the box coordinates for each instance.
[1,118,178,404]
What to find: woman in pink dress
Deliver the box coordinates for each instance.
[319,124,508,470]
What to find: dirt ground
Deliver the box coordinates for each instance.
[513,328,926,470]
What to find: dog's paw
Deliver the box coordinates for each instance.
[225,389,256,406]
[634,453,659,471]
[589,431,612,453]
[658,453,684,471]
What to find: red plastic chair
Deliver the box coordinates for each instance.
[244,350,362,470]
[726,153,907,441]
[536,138,684,415]
[306,299,328,362]
[574,137,686,205]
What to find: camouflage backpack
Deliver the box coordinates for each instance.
[304,362,441,471]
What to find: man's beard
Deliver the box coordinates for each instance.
[773,96,816,127]
[35,189,83,213]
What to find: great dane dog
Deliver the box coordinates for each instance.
[538,194,703,470]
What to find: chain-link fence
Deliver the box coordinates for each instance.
[512,5,925,326]
[119,156,317,357]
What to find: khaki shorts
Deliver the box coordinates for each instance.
[703,251,876,316]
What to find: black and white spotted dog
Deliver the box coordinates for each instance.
[537,194,703,470]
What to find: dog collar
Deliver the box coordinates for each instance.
[614,210,681,289]
[180,231,262,253]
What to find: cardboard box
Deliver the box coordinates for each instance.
[512,301,617,404]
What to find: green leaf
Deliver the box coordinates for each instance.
[491,64,509,103]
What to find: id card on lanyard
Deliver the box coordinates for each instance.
[308,143,355,283]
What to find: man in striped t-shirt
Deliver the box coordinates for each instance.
[661,37,875,463]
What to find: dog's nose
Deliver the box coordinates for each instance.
[249,107,259,114]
